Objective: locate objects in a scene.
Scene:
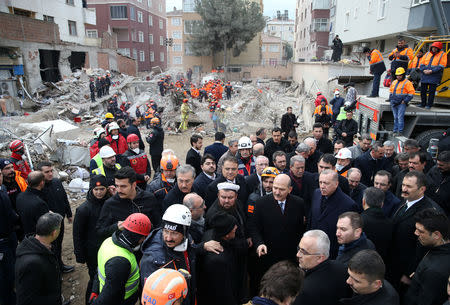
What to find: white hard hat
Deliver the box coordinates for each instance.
[99,146,116,158]
[238,136,252,150]
[334,89,340,95]
[107,122,120,132]
[162,204,191,227]
[344,101,352,107]
[336,148,352,159]
[94,127,105,139]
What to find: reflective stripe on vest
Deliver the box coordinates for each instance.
[93,154,103,169]
[97,237,139,299]
[424,51,446,68]
[92,163,121,176]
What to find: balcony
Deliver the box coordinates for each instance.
[83,8,96,25]
[407,2,450,33]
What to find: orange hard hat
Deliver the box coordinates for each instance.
[141,268,188,305]
[150,117,160,125]
[183,99,188,103]
[123,213,152,236]
[431,41,443,50]
[160,154,179,171]
[127,133,140,143]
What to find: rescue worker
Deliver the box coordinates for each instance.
[225,81,232,100]
[135,105,142,123]
[105,122,127,155]
[407,49,424,89]
[313,99,333,117]
[158,78,165,96]
[146,117,165,173]
[90,213,152,305]
[91,146,121,186]
[0,158,27,210]
[90,138,111,172]
[141,268,188,305]
[420,41,447,108]
[96,76,102,98]
[237,136,256,177]
[147,154,179,202]
[329,89,345,125]
[120,134,151,190]
[363,47,387,97]
[89,77,96,102]
[314,92,327,107]
[388,37,414,78]
[105,73,111,95]
[100,76,106,96]
[247,167,279,218]
[179,99,190,132]
[335,148,353,177]
[90,127,107,158]
[344,83,358,110]
[9,139,31,179]
[101,112,114,128]
[389,67,415,136]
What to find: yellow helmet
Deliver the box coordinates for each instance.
[142,268,188,305]
[105,112,114,119]
[261,167,280,178]
[395,67,406,75]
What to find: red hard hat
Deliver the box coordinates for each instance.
[123,213,152,236]
[9,140,24,152]
[431,41,443,50]
[317,92,322,95]
[127,133,139,143]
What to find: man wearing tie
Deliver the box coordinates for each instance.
[186,134,203,176]
[249,174,306,288]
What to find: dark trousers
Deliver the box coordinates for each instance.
[420,83,438,107]
[90,91,95,102]
[151,154,162,174]
[85,259,97,305]
[97,89,102,98]
[0,237,17,305]
[371,73,382,96]
[106,86,110,95]
[52,220,64,270]
[226,92,231,100]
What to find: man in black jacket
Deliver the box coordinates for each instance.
[288,155,314,214]
[303,137,322,173]
[340,250,399,305]
[404,209,450,305]
[183,193,206,244]
[249,174,306,286]
[294,230,350,305]
[126,117,145,150]
[38,161,74,273]
[96,167,161,242]
[255,127,267,146]
[15,212,64,305]
[146,117,164,172]
[204,132,228,163]
[312,123,333,154]
[281,107,298,139]
[186,134,203,176]
[361,187,393,263]
[163,165,196,211]
[193,154,217,198]
[354,141,387,186]
[336,212,375,266]
[403,138,434,173]
[16,171,49,235]
[264,127,290,165]
[73,175,110,304]
[347,168,367,211]
[388,171,443,291]
[245,155,269,195]
[335,110,358,147]
[427,151,450,215]
[373,170,401,218]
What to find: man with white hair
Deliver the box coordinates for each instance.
[245,155,269,195]
[293,230,350,305]
[383,140,396,173]
[304,137,322,173]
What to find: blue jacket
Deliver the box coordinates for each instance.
[329,96,345,116]
[383,191,401,218]
[204,142,228,163]
[309,187,358,258]
[354,151,388,186]
[420,51,446,85]
[193,172,215,198]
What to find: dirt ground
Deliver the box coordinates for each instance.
[61,131,216,305]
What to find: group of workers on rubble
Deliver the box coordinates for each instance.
[89,72,112,103]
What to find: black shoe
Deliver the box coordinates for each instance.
[62,265,74,273]
[418,105,425,108]
[368,95,379,97]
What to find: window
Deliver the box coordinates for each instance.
[313,18,328,32]
[66,0,74,5]
[137,11,143,23]
[354,7,358,18]
[68,20,77,36]
[378,0,388,19]
[412,0,429,5]
[130,6,136,21]
[150,51,155,62]
[43,15,54,23]
[160,52,165,62]
[131,30,137,41]
[139,51,145,62]
[148,0,152,7]
[172,18,181,26]
[159,3,163,11]
[367,0,373,11]
[172,31,182,39]
[173,56,182,64]
[269,45,279,52]
[118,48,130,57]
[184,20,201,34]
[185,43,194,55]
[86,30,98,38]
[261,45,266,52]
[110,6,127,19]
[183,0,195,12]
[344,11,350,30]
[138,0,142,2]
[149,34,154,44]
[133,49,137,59]
[312,0,330,9]
[148,15,153,26]
[173,44,182,52]
[160,36,164,45]
[138,31,144,42]
[159,20,163,29]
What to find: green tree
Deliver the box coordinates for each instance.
[188,0,266,68]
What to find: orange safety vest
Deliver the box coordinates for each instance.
[420,51,447,69]
[389,79,415,96]
[369,49,384,65]
[314,105,333,115]
[408,55,423,69]
[389,47,414,63]
[15,171,28,192]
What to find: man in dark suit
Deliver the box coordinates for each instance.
[245,155,269,195]
[373,170,401,217]
[354,141,387,186]
[308,170,358,258]
[193,154,217,198]
[186,134,203,176]
[264,127,290,165]
[312,123,333,154]
[303,137,322,173]
[347,168,367,211]
[388,170,443,292]
[255,128,266,146]
[281,107,298,138]
[288,155,314,214]
[204,132,228,164]
[361,187,393,263]
[249,174,306,287]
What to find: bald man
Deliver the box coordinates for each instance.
[249,173,306,286]
[308,169,358,258]
[252,143,265,157]
[183,193,206,244]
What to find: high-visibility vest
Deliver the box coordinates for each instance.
[389,79,415,96]
[421,51,447,69]
[369,49,384,65]
[92,154,103,169]
[14,171,27,192]
[389,47,414,63]
[97,237,139,300]
[408,55,422,69]
[92,163,121,176]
